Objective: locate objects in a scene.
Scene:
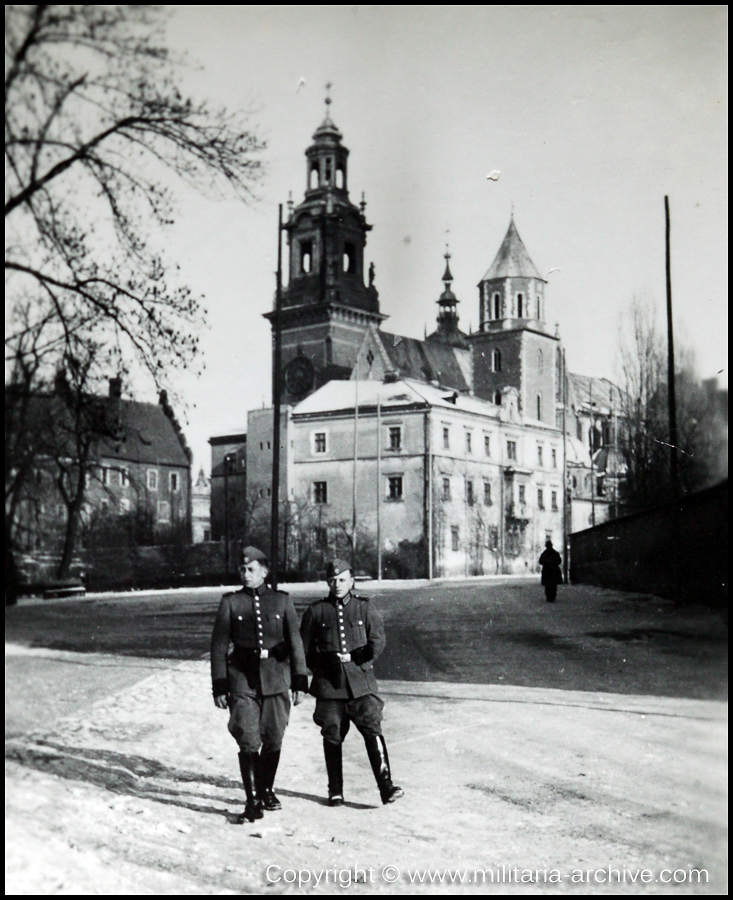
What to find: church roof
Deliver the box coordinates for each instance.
[378,332,470,392]
[481,218,543,281]
[568,373,625,414]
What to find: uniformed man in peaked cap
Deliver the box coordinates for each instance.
[211,546,308,822]
[300,558,403,806]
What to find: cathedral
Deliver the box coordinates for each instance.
[211,101,623,577]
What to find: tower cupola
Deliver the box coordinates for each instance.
[426,247,469,347]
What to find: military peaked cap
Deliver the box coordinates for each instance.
[325,558,352,578]
[240,545,268,565]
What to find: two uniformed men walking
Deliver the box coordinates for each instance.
[210,547,402,820]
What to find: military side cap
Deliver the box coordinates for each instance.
[240,545,268,565]
[325,558,352,578]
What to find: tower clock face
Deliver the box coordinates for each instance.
[284,355,315,396]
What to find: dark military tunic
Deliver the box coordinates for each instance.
[300,591,386,743]
[210,585,307,752]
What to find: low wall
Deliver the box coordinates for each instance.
[569,481,727,606]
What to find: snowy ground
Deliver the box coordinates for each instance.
[5,644,727,895]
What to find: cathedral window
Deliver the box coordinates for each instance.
[343,242,356,273]
[309,164,319,190]
[537,394,542,420]
[300,240,312,273]
[492,293,501,319]
[517,293,524,317]
[325,158,333,184]
[336,164,345,189]
[494,391,502,405]
[537,295,542,320]
[490,349,501,372]
[537,349,544,372]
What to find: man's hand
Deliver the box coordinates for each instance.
[292,690,304,706]
[214,694,228,709]
[336,652,351,663]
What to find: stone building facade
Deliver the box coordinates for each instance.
[212,103,622,576]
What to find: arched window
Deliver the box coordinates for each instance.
[324,158,333,184]
[536,295,542,320]
[300,240,312,274]
[343,243,355,273]
[491,349,501,372]
[492,293,501,319]
[517,293,524,317]
[494,390,502,405]
[309,165,319,190]
[336,164,345,189]
[537,349,544,373]
[536,394,542,420]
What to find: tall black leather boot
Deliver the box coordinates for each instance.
[323,740,344,806]
[363,735,404,804]
[260,749,282,811]
[237,751,264,822]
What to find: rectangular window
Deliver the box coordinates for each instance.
[120,467,129,488]
[313,481,328,504]
[484,434,491,457]
[147,469,158,491]
[442,426,450,450]
[551,490,558,511]
[314,432,327,453]
[465,431,472,454]
[387,475,403,501]
[388,426,402,451]
[442,477,451,501]
[507,440,517,461]
[518,484,526,505]
[537,444,544,467]
[538,488,545,511]
[170,472,179,493]
[451,526,460,552]
[551,448,557,469]
[466,478,474,506]
[483,481,492,506]
[157,500,170,523]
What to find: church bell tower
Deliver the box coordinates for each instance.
[264,89,386,403]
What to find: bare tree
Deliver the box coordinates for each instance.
[5,6,265,587]
[616,296,725,514]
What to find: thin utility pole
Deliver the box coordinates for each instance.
[270,204,283,588]
[665,196,679,497]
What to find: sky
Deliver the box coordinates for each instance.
[155,6,727,473]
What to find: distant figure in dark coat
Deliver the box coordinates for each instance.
[539,540,563,602]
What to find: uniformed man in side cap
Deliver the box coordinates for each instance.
[210,546,308,822]
[300,558,404,806]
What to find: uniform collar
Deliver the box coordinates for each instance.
[330,592,352,607]
[242,585,264,598]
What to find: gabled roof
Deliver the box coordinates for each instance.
[378,331,470,392]
[99,399,190,466]
[568,373,625,414]
[481,218,543,281]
